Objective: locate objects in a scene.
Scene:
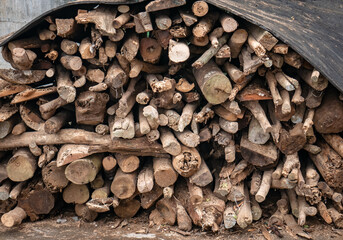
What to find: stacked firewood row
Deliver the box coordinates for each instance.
[0,0,343,235]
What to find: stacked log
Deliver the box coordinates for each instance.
[0,0,342,236]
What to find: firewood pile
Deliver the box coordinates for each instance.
[1,0,343,236]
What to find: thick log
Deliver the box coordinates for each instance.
[193,60,231,104]
[18,182,55,221]
[65,154,102,185]
[168,40,190,63]
[6,148,36,182]
[42,161,68,193]
[115,153,140,173]
[172,146,201,177]
[153,157,178,187]
[140,38,162,64]
[114,198,141,218]
[111,168,137,199]
[105,61,128,89]
[63,183,89,204]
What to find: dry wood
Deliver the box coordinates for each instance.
[137,162,154,194]
[255,169,273,203]
[229,29,248,58]
[134,11,153,33]
[193,60,232,104]
[121,33,139,62]
[168,39,190,63]
[0,180,11,201]
[9,181,26,200]
[105,61,128,89]
[298,196,317,226]
[42,161,68,193]
[0,69,46,85]
[140,184,163,209]
[153,156,178,187]
[1,207,27,228]
[6,148,36,182]
[159,127,181,156]
[114,198,141,218]
[322,133,343,158]
[328,208,343,229]
[318,181,342,203]
[189,159,213,187]
[75,204,98,222]
[11,48,37,70]
[75,91,109,125]
[146,0,186,12]
[102,155,117,180]
[115,153,140,173]
[111,168,137,199]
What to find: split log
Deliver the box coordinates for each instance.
[111,168,137,200]
[134,12,153,33]
[240,133,278,168]
[1,207,27,228]
[121,33,139,62]
[175,199,192,231]
[105,61,128,88]
[174,130,200,147]
[276,123,307,155]
[75,91,109,125]
[189,159,213,187]
[250,169,262,195]
[55,18,77,37]
[153,156,178,187]
[65,154,102,185]
[137,162,154,194]
[248,116,270,145]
